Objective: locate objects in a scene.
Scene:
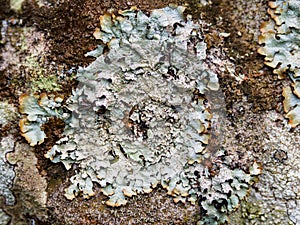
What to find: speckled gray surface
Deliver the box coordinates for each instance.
[230,111,300,225]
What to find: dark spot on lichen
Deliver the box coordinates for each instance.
[273,149,288,163]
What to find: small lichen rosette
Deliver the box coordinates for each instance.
[45,6,220,207]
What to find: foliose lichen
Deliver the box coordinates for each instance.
[19,5,261,224]
[193,151,262,225]
[44,5,220,206]
[282,85,300,127]
[258,0,300,78]
[258,0,300,127]
[19,93,68,146]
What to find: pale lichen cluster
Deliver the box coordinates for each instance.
[0,136,15,207]
[193,152,261,225]
[258,0,300,127]
[0,102,17,223]
[0,102,17,209]
[0,102,17,126]
[44,5,219,206]
[0,208,11,225]
[230,111,300,225]
[18,5,262,224]
[19,93,67,146]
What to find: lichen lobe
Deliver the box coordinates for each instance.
[258,0,300,127]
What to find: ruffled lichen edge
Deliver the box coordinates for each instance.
[258,0,300,127]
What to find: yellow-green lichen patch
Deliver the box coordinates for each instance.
[23,55,62,93]
[0,24,63,96]
[230,196,295,225]
[17,27,62,93]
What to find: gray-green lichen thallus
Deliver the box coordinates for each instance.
[19,5,261,225]
[258,0,300,127]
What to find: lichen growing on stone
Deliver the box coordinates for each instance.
[258,0,300,127]
[44,5,220,206]
[0,102,17,127]
[24,55,62,93]
[230,111,300,225]
[18,5,261,224]
[0,136,16,206]
[283,85,300,127]
[258,0,300,78]
[5,142,49,222]
[19,93,67,146]
[193,154,262,225]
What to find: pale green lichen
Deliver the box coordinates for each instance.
[258,0,300,78]
[193,152,261,225]
[19,5,261,224]
[283,86,300,127]
[19,93,68,146]
[45,6,219,207]
[258,0,300,127]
